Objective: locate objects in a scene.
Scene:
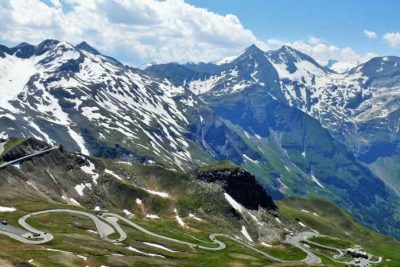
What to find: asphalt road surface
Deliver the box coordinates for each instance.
[0,209,323,264]
[0,221,53,245]
[285,231,322,265]
[3,209,381,266]
[103,213,290,263]
[0,146,59,169]
[0,145,380,265]
[19,209,126,243]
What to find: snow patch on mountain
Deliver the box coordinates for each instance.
[80,159,99,184]
[127,246,165,258]
[144,242,177,253]
[0,54,42,112]
[74,183,92,196]
[174,208,185,227]
[0,40,200,170]
[123,209,133,216]
[241,226,253,242]
[189,74,223,95]
[143,189,169,198]
[0,206,16,212]
[146,214,160,219]
[311,175,324,188]
[105,169,123,181]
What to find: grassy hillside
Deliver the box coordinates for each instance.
[1,139,400,266]
[205,88,400,240]
[0,200,280,267]
[0,146,289,266]
[278,198,400,266]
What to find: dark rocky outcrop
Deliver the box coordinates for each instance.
[195,165,277,211]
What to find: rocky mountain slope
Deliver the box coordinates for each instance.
[0,138,290,266]
[148,44,400,195]
[1,40,400,241]
[0,40,265,172]
[0,138,399,267]
[148,44,400,160]
[147,44,400,239]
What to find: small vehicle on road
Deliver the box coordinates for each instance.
[1,221,7,225]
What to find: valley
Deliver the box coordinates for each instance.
[0,138,398,266]
[0,38,400,266]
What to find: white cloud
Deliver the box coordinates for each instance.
[264,36,377,73]
[0,0,378,70]
[384,32,400,47]
[0,0,257,64]
[50,0,62,8]
[308,36,322,45]
[363,30,377,39]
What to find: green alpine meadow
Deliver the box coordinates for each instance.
[1,1,400,266]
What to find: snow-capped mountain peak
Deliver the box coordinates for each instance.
[187,43,283,98]
[3,40,400,174]
[213,44,263,66]
[236,44,264,58]
[75,41,121,65]
[76,41,101,55]
[267,45,332,80]
[0,40,209,169]
[147,44,400,139]
[348,56,400,86]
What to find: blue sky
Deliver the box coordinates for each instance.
[187,0,400,56]
[1,0,399,71]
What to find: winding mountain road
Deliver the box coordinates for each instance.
[285,231,322,265]
[0,209,323,265]
[302,235,382,266]
[0,147,324,265]
[0,146,59,169]
[19,209,126,243]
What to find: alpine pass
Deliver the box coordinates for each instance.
[0,1,400,266]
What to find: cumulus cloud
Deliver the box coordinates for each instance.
[0,0,377,70]
[384,32,400,47]
[363,30,377,39]
[49,0,62,8]
[0,0,257,64]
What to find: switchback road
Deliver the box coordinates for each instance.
[0,209,325,265]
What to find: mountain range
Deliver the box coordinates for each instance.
[1,39,400,242]
[2,137,399,266]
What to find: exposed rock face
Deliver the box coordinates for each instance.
[2,40,400,239]
[196,166,277,211]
